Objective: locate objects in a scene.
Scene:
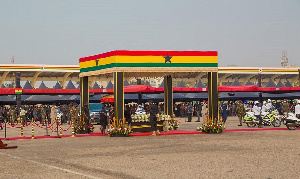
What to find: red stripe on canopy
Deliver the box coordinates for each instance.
[1,86,300,95]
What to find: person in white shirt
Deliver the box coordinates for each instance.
[252,101,263,128]
[295,100,300,119]
[136,105,145,115]
[266,99,274,111]
[262,101,268,112]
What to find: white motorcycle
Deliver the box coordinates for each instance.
[244,110,281,127]
[283,113,300,130]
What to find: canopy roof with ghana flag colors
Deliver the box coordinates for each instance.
[79,50,219,121]
[79,50,218,77]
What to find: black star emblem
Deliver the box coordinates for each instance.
[95,59,99,66]
[164,53,172,63]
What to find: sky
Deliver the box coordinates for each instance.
[0,0,299,67]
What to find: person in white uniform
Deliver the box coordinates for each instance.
[253,101,263,128]
[295,100,300,119]
[262,101,268,112]
[266,99,274,112]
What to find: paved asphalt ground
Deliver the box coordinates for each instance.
[0,116,300,179]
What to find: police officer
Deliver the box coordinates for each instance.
[253,101,263,128]
[295,100,300,119]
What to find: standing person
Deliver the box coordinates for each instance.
[0,107,4,130]
[109,106,114,124]
[228,102,232,116]
[195,102,202,122]
[180,104,185,118]
[201,101,208,121]
[46,105,51,123]
[221,101,228,123]
[20,107,27,125]
[187,103,193,122]
[290,101,296,113]
[99,107,107,135]
[232,102,236,116]
[295,100,300,119]
[8,106,16,124]
[50,105,57,125]
[124,105,132,125]
[253,101,263,128]
[62,105,68,124]
[70,103,79,131]
[66,103,72,124]
[83,103,90,134]
[149,100,160,136]
[37,106,42,123]
[282,100,289,116]
[33,106,38,122]
[236,100,245,126]
[276,101,283,115]
[40,105,46,125]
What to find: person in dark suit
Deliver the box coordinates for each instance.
[99,108,107,135]
[187,103,193,122]
[124,105,132,125]
[221,101,228,123]
[83,103,90,134]
[149,101,160,136]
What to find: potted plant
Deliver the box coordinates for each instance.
[169,115,180,130]
[196,118,225,134]
[108,118,133,137]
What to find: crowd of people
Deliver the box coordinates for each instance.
[172,99,300,126]
[1,99,299,131]
[0,103,82,130]
[219,99,300,127]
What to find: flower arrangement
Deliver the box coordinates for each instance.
[163,121,171,132]
[169,115,180,130]
[108,118,133,137]
[76,117,94,133]
[131,114,150,122]
[158,114,171,121]
[131,114,172,122]
[196,118,225,134]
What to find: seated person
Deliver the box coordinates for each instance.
[136,105,145,115]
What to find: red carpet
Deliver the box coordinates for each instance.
[0,127,294,140]
[225,127,289,132]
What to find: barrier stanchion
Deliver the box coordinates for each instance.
[60,125,62,136]
[20,119,24,137]
[55,120,61,138]
[31,121,35,139]
[4,120,7,139]
[71,118,75,137]
[45,118,50,136]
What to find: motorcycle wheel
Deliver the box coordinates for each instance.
[286,124,296,130]
[247,123,256,127]
[272,120,281,127]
